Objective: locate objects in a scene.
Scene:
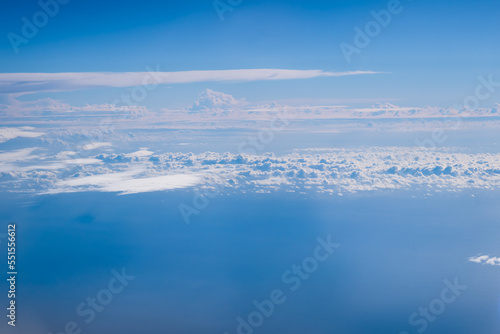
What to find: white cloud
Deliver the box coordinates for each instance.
[0,147,39,162]
[469,255,500,266]
[124,149,154,158]
[0,69,379,95]
[0,127,44,143]
[190,89,245,114]
[0,147,102,174]
[64,158,103,165]
[50,169,201,195]
[82,142,112,151]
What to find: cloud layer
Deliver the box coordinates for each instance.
[3,88,499,121]
[3,147,500,196]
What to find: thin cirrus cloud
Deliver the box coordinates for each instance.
[0,69,380,95]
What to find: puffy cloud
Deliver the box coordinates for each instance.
[3,147,500,196]
[95,154,132,164]
[190,89,244,114]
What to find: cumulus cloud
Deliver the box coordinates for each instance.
[190,89,245,114]
[3,147,500,196]
[469,255,500,266]
[0,69,379,95]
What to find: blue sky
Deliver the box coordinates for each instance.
[0,0,499,109]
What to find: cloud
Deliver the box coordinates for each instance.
[0,147,39,162]
[0,127,44,143]
[468,255,500,266]
[0,97,147,116]
[50,169,201,195]
[4,146,500,196]
[0,69,379,95]
[0,147,103,174]
[190,89,245,114]
[82,142,112,151]
[3,87,498,121]
[0,147,42,173]
[174,90,500,120]
[124,149,154,158]
[63,158,103,165]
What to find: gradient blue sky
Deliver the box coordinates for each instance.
[0,0,499,109]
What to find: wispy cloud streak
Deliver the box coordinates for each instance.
[0,69,380,95]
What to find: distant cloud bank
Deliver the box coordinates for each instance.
[3,146,500,196]
[2,88,499,120]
